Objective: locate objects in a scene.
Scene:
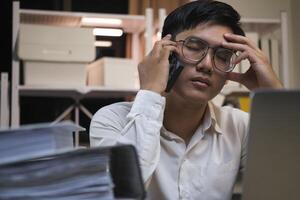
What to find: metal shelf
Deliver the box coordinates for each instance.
[241,17,281,36]
[18,85,138,99]
[11,2,145,146]
[20,9,145,33]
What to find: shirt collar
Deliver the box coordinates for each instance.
[161,101,223,140]
[207,101,223,134]
[161,126,182,141]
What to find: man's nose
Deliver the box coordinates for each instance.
[195,49,214,74]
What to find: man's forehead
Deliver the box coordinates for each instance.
[175,24,232,46]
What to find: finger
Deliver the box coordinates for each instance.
[152,37,177,57]
[161,46,178,61]
[233,51,249,64]
[222,42,261,62]
[151,42,178,59]
[222,41,249,52]
[162,42,180,54]
[227,71,244,83]
[161,40,177,47]
[160,34,177,47]
[224,33,248,44]
[224,33,260,51]
[162,34,172,40]
[152,35,172,53]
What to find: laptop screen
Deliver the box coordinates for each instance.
[241,90,300,200]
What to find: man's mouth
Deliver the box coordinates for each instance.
[190,76,211,88]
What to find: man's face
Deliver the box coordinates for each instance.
[169,23,233,104]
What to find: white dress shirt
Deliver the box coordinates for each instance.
[90,90,249,200]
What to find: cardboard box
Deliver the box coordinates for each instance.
[18,24,95,87]
[87,57,139,89]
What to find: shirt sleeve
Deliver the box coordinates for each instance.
[90,90,166,184]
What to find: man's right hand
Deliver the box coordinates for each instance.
[138,34,178,94]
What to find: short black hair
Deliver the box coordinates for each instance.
[162,0,245,39]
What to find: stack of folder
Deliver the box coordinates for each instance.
[0,121,145,200]
[0,121,83,165]
[0,148,114,200]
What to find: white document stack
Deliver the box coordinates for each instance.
[0,121,115,200]
[0,148,114,200]
[0,121,83,165]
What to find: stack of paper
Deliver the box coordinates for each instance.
[0,122,145,200]
[0,121,83,165]
[0,148,114,200]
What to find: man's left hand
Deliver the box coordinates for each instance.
[222,33,283,90]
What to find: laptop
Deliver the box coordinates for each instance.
[242,90,300,200]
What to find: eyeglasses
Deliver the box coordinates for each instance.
[176,36,237,73]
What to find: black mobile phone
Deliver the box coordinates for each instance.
[165,54,184,92]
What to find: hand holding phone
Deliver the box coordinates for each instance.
[165,54,184,92]
[138,35,180,94]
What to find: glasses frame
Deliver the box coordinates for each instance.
[175,37,237,73]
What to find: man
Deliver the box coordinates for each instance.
[90,0,282,199]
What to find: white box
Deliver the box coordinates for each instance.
[18,24,95,87]
[23,61,88,87]
[87,57,139,89]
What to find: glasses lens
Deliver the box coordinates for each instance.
[214,48,236,72]
[182,37,208,63]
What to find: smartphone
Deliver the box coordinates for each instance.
[165,54,184,92]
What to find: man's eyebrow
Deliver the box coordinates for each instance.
[187,35,223,48]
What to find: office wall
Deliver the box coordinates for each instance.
[129,0,189,15]
[291,0,300,88]
[220,0,300,88]
[220,0,289,19]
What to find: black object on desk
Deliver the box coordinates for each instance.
[110,145,146,200]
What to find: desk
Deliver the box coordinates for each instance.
[18,85,138,146]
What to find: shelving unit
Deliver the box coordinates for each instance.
[19,85,138,146]
[19,7,146,63]
[11,1,146,146]
[0,73,9,128]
